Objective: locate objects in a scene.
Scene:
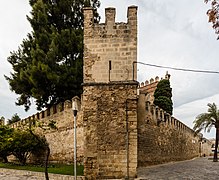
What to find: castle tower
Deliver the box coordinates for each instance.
[82,6,138,179]
[139,72,171,104]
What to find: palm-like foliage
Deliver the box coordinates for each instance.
[193,103,219,161]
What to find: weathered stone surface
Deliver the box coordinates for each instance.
[10,98,84,164]
[83,5,138,179]
[137,98,201,167]
[201,138,212,157]
[83,83,138,179]
[83,6,138,83]
[8,5,213,180]
[139,72,170,104]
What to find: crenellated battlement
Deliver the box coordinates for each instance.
[138,97,202,166]
[83,6,138,178]
[10,98,78,129]
[6,5,207,174]
[138,72,171,104]
[84,6,137,39]
[145,101,195,136]
[83,6,138,83]
[9,97,84,164]
[140,76,159,88]
[139,72,170,89]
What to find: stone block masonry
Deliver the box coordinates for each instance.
[139,72,171,104]
[8,5,213,180]
[82,83,138,179]
[10,98,84,164]
[83,6,137,83]
[137,98,201,166]
[83,5,138,179]
[136,73,210,166]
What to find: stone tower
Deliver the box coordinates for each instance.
[82,6,138,179]
[139,72,171,104]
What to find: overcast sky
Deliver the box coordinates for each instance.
[1,0,219,138]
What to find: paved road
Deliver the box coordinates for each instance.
[0,168,78,180]
[0,171,39,180]
[137,157,219,180]
[0,158,218,179]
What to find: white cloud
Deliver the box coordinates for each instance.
[0,1,33,120]
[174,94,219,139]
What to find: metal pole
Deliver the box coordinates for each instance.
[72,97,80,180]
[125,100,129,179]
[73,111,77,180]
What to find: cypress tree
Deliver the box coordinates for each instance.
[153,79,173,115]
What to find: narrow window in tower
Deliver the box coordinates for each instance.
[109,60,112,81]
[109,60,112,70]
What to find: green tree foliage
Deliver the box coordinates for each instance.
[0,126,46,165]
[204,0,219,39]
[8,113,21,125]
[0,126,14,163]
[11,129,46,165]
[0,116,5,125]
[5,0,100,111]
[193,103,219,162]
[153,79,173,115]
[29,119,57,180]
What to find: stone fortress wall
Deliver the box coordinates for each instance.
[139,74,213,165]
[201,138,213,156]
[138,74,203,166]
[10,99,84,164]
[9,74,212,167]
[8,5,213,179]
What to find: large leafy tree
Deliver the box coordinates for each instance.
[0,126,46,165]
[0,126,14,163]
[5,0,100,111]
[193,103,219,162]
[11,129,45,165]
[205,0,219,39]
[153,79,173,115]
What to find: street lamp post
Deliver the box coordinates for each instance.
[72,98,78,180]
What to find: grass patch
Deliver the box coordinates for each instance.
[0,162,83,176]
